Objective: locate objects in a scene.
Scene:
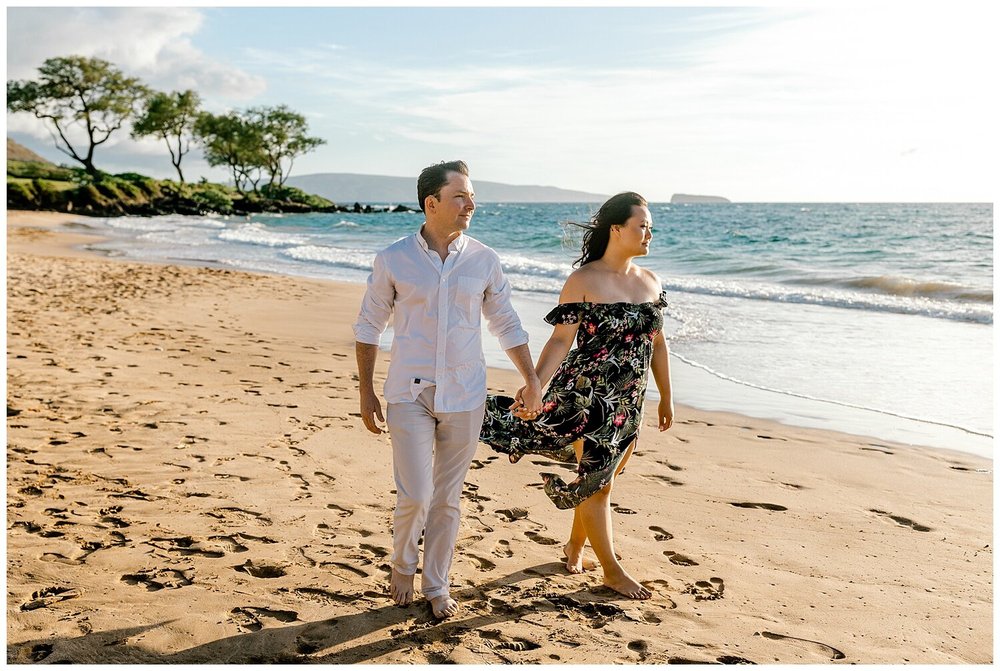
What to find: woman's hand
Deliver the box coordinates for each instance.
[510,383,543,421]
[658,397,674,431]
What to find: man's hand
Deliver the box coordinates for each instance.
[510,378,543,421]
[360,387,385,434]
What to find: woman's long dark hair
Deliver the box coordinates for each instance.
[570,191,648,267]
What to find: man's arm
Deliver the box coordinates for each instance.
[356,342,385,434]
[504,343,542,414]
[354,252,393,435]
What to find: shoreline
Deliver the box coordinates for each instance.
[5,210,993,663]
[12,209,990,459]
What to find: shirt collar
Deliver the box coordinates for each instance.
[415,225,467,254]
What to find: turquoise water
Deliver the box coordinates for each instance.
[86,202,994,456]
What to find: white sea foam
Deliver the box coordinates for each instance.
[282,245,375,271]
[218,223,309,247]
[499,253,571,280]
[661,276,992,324]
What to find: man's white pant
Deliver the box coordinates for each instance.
[386,386,485,600]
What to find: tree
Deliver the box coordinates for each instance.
[132,90,201,183]
[7,56,148,177]
[248,105,326,188]
[193,111,265,194]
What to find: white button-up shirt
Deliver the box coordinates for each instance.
[353,228,529,413]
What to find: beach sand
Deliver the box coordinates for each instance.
[5,210,993,664]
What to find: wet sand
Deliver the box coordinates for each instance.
[5,210,993,663]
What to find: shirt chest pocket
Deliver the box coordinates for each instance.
[451,275,487,328]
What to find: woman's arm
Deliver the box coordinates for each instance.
[510,272,585,416]
[650,330,674,431]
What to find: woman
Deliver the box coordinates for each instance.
[480,191,674,600]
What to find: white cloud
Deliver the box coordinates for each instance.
[7,7,266,99]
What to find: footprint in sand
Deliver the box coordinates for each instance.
[205,507,272,526]
[293,587,365,605]
[146,537,225,558]
[861,445,895,455]
[545,594,626,624]
[326,503,354,517]
[121,568,193,591]
[755,631,846,661]
[642,474,684,486]
[627,640,650,661]
[20,586,80,612]
[730,502,788,511]
[869,508,931,532]
[468,554,497,571]
[649,526,674,541]
[524,530,560,546]
[235,560,287,578]
[210,535,250,553]
[663,551,699,566]
[612,503,637,514]
[230,606,298,633]
[684,577,725,601]
[492,540,514,558]
[498,508,529,522]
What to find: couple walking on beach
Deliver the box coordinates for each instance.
[354,160,674,619]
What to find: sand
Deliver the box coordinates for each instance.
[5,210,993,664]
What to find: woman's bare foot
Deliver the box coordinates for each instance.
[389,568,414,606]
[604,569,652,600]
[563,542,588,574]
[430,595,459,619]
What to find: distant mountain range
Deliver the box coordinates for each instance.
[286,172,608,205]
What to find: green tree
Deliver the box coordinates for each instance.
[248,105,326,188]
[193,111,265,194]
[132,90,201,183]
[6,56,148,177]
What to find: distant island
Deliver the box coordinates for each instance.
[287,172,608,204]
[671,193,731,204]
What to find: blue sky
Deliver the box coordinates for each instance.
[6,5,996,201]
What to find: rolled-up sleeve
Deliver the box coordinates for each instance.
[353,251,394,345]
[481,255,529,350]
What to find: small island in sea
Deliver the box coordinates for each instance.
[671,193,731,204]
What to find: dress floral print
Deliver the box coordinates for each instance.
[480,292,667,509]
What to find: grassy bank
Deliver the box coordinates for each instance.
[7,160,338,217]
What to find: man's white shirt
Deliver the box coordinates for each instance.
[353,228,528,413]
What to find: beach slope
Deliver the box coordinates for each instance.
[5,211,992,664]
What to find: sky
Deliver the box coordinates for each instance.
[5,3,997,202]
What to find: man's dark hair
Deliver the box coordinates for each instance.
[417,160,469,213]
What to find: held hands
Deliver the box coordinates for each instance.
[658,397,675,431]
[360,387,385,434]
[510,379,543,421]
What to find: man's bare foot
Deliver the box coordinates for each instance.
[604,571,652,600]
[563,542,588,574]
[430,595,459,619]
[389,568,415,606]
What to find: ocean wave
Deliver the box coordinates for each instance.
[662,276,993,324]
[218,223,309,247]
[837,275,992,302]
[499,253,571,280]
[101,214,225,232]
[282,245,375,271]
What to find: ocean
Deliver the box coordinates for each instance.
[82,202,994,458]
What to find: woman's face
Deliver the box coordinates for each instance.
[615,205,653,256]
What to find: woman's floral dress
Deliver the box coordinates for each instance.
[480,292,667,509]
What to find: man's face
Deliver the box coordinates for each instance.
[428,172,476,232]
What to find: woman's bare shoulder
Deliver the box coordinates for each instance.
[560,266,595,302]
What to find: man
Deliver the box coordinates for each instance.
[354,160,542,619]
